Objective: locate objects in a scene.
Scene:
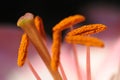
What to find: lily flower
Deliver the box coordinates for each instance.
[16,12,108,80]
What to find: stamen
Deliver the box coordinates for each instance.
[17,33,29,67]
[65,24,107,80]
[65,35,104,47]
[59,62,67,80]
[51,31,61,71]
[72,44,82,80]
[53,14,85,32]
[51,31,67,79]
[51,14,85,79]
[26,58,41,80]
[70,27,82,80]
[86,46,91,80]
[17,12,62,80]
[34,16,47,42]
[51,14,85,71]
[66,24,107,36]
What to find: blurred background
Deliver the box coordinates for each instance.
[0,0,119,35]
[0,0,120,80]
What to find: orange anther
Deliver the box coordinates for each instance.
[17,33,29,67]
[34,16,46,41]
[53,14,85,32]
[66,24,107,36]
[51,31,61,71]
[65,35,104,47]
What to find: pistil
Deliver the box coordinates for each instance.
[17,12,62,80]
